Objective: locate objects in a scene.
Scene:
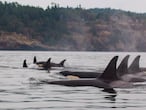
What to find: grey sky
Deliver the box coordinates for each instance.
[1,0,146,13]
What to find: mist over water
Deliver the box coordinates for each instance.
[0,51,146,109]
[109,11,146,52]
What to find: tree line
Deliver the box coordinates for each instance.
[0,1,146,48]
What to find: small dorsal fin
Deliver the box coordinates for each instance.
[128,55,141,73]
[117,55,129,77]
[23,59,28,68]
[99,56,119,81]
[60,59,66,66]
[33,56,37,64]
[46,58,51,64]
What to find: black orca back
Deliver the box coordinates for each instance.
[60,71,100,78]
[117,55,129,77]
[99,56,119,81]
[36,58,51,65]
[128,55,141,73]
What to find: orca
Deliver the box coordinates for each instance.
[128,55,146,73]
[40,56,133,89]
[117,55,129,77]
[117,55,146,82]
[128,55,141,73]
[128,55,146,77]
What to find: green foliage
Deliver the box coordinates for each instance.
[0,2,70,45]
[1,2,146,51]
[0,2,99,45]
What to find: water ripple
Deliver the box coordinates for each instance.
[0,51,146,109]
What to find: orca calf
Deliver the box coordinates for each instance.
[40,56,133,89]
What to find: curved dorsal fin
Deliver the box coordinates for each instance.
[99,56,119,81]
[60,59,66,66]
[128,55,141,73]
[33,56,37,64]
[23,59,28,68]
[117,55,129,77]
[42,58,51,70]
[46,58,51,64]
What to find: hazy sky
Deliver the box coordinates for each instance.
[1,0,146,13]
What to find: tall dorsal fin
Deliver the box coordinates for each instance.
[117,55,129,77]
[23,59,28,68]
[60,59,66,66]
[33,56,37,64]
[99,56,119,81]
[128,55,141,73]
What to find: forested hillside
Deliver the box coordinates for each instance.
[1,2,146,51]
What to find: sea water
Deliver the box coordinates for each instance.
[0,51,146,110]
